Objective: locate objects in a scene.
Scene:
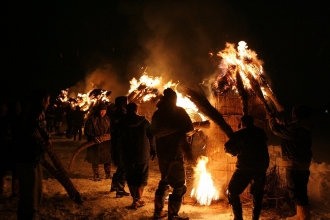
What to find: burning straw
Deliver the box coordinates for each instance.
[184,86,234,138]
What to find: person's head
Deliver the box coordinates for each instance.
[162,88,177,106]
[98,102,107,117]
[30,88,51,111]
[127,102,138,115]
[292,105,312,120]
[241,115,254,128]
[115,96,128,108]
[75,105,81,111]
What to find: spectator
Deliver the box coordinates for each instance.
[84,102,112,181]
[118,102,156,209]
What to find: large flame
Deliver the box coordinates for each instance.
[190,156,219,205]
[56,88,111,111]
[128,73,206,122]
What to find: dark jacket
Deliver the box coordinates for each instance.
[269,117,312,168]
[151,101,193,160]
[228,125,269,170]
[17,103,50,163]
[72,108,87,127]
[119,113,155,164]
[84,114,111,164]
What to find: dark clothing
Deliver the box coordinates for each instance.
[16,96,50,218]
[17,107,50,164]
[65,105,74,138]
[125,162,149,187]
[229,125,269,170]
[268,118,312,168]
[72,108,87,141]
[109,107,128,192]
[119,113,155,188]
[228,169,266,220]
[226,123,269,220]
[84,114,111,165]
[151,97,194,219]
[151,104,193,188]
[45,106,55,132]
[120,114,155,164]
[269,117,312,206]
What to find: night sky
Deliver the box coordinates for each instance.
[1,1,329,159]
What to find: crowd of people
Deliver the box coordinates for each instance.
[0,87,313,220]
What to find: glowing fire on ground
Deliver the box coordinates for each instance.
[190,156,219,205]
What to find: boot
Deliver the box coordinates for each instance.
[104,163,112,179]
[297,205,311,220]
[252,196,262,220]
[10,178,19,198]
[168,194,189,220]
[231,204,243,220]
[116,188,130,198]
[153,190,167,219]
[92,167,101,182]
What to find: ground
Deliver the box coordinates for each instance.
[0,134,329,220]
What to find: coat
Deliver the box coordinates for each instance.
[151,101,193,161]
[119,113,155,164]
[84,114,111,164]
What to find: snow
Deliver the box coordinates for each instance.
[1,135,330,220]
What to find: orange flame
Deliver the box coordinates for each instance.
[190,156,219,205]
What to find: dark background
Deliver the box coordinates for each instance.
[1,0,329,161]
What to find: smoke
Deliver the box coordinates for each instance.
[118,0,249,88]
[65,0,251,100]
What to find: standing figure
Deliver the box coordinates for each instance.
[119,102,156,209]
[16,89,51,219]
[109,96,130,197]
[84,102,112,181]
[65,104,74,138]
[225,115,269,220]
[45,104,55,132]
[54,102,65,135]
[268,105,313,220]
[72,106,87,141]
[151,88,194,220]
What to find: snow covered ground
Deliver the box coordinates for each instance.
[1,134,330,220]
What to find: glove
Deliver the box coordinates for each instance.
[150,149,156,161]
[94,137,101,144]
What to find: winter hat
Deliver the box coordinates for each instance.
[115,96,128,107]
[163,88,177,103]
[98,103,108,110]
[127,102,138,114]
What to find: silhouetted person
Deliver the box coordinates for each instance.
[225,115,269,220]
[65,104,74,138]
[151,88,194,220]
[72,106,87,141]
[119,102,156,209]
[109,96,130,197]
[16,89,51,220]
[268,105,313,220]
